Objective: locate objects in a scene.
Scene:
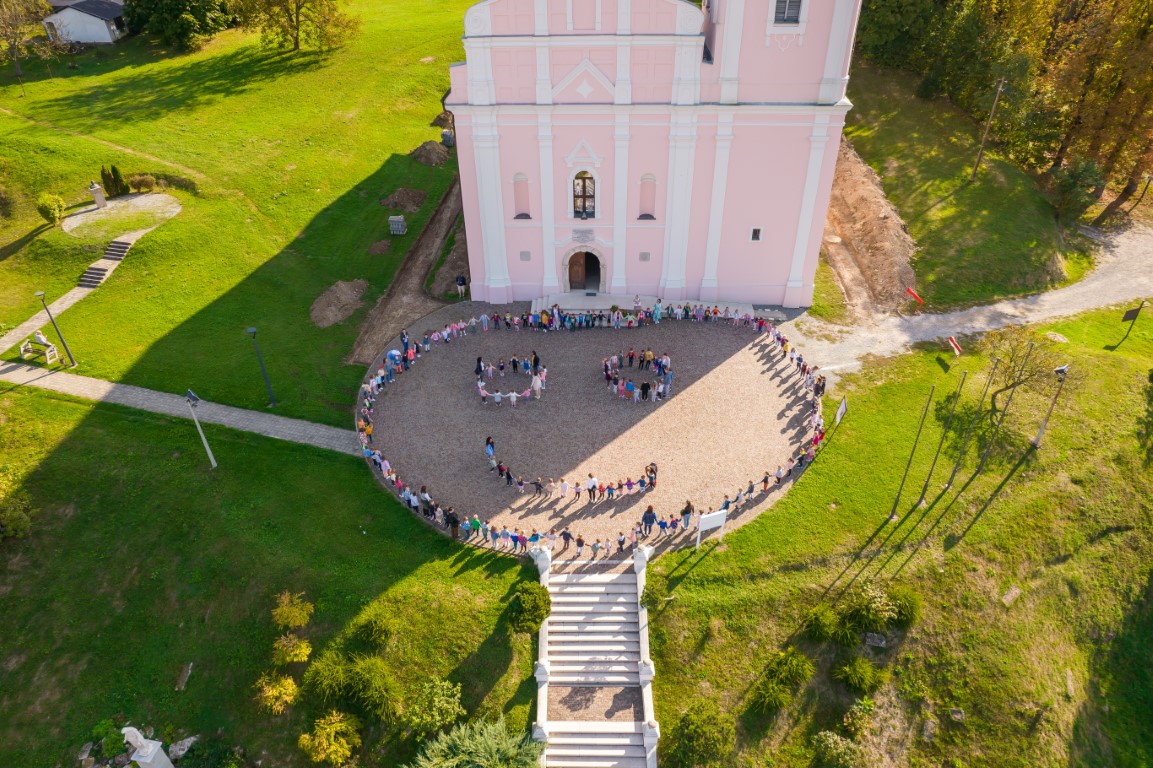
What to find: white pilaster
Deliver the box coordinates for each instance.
[614,43,632,104]
[473,111,512,301]
[616,0,631,34]
[535,46,552,104]
[818,0,862,104]
[783,115,830,307]
[717,0,746,104]
[611,114,630,292]
[699,115,733,299]
[533,0,548,35]
[671,38,702,106]
[538,113,559,293]
[659,111,697,298]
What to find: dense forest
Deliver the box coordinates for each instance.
[856,0,1153,224]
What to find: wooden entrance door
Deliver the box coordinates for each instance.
[569,252,586,290]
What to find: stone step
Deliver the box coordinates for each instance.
[548,623,638,634]
[548,651,640,663]
[548,734,644,747]
[547,745,647,758]
[550,673,641,686]
[551,573,637,584]
[548,722,644,734]
[552,603,637,613]
[545,641,641,653]
[551,593,636,604]
[548,633,640,645]
[551,663,638,674]
[544,754,648,768]
[550,612,638,623]
[549,584,637,594]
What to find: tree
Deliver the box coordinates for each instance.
[1050,156,1103,222]
[979,326,1066,412]
[122,0,231,51]
[298,711,361,766]
[403,718,544,768]
[233,0,359,51]
[0,0,51,79]
[35,192,65,226]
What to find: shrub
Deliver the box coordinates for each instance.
[128,174,156,193]
[101,166,115,197]
[298,711,361,766]
[0,478,35,541]
[91,718,123,757]
[749,677,792,714]
[768,646,815,687]
[351,654,400,721]
[834,657,887,696]
[509,581,551,634]
[804,604,839,642]
[110,165,129,197]
[304,649,352,702]
[830,614,862,647]
[640,576,669,610]
[403,718,543,768]
[179,738,248,768]
[255,673,300,715]
[888,584,923,628]
[401,678,465,738]
[660,700,735,768]
[36,193,66,226]
[355,602,393,649]
[841,697,874,740]
[272,633,312,665]
[812,730,863,768]
[273,591,315,629]
[843,582,897,632]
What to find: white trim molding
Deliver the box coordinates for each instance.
[699,115,733,299]
[765,0,809,48]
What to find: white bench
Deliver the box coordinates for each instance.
[20,339,59,365]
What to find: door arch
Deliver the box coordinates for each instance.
[562,250,606,293]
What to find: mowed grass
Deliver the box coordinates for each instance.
[0,0,468,424]
[649,307,1153,766]
[845,64,1092,308]
[807,250,850,324]
[0,388,535,768]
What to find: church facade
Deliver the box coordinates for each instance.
[446,0,862,306]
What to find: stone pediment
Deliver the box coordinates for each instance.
[552,59,615,103]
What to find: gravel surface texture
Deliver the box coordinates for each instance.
[362,307,817,553]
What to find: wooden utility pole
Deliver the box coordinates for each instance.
[971,78,1006,182]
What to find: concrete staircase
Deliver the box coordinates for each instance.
[77,240,133,288]
[530,549,660,768]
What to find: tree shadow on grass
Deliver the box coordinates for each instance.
[0,223,50,265]
[1137,369,1153,468]
[31,46,330,127]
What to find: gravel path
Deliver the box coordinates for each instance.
[792,224,1153,379]
[362,309,814,554]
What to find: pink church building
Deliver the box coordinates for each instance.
[447,0,862,307]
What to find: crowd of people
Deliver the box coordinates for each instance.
[356,299,829,557]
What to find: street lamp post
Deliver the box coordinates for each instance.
[34,291,77,367]
[246,327,277,407]
[1031,365,1070,448]
[186,390,217,469]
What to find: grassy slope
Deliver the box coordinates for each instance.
[844,64,1092,309]
[650,307,1153,767]
[807,250,850,325]
[0,0,466,424]
[0,389,534,768]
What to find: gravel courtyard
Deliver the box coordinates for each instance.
[365,306,819,556]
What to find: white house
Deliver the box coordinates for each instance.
[43,0,126,44]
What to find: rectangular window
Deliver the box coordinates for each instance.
[751,228,762,242]
[639,251,651,262]
[774,0,801,24]
[519,251,532,261]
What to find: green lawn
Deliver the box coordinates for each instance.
[0,0,467,424]
[0,387,535,768]
[845,64,1092,309]
[650,307,1153,766]
[807,249,850,324]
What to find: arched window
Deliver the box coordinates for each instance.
[513,174,531,219]
[573,171,595,218]
[638,174,657,220]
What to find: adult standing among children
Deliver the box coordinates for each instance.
[400,329,410,357]
[485,437,495,459]
[455,274,467,297]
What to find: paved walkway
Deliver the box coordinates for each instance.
[0,361,359,456]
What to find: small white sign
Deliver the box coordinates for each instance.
[835,396,848,426]
[695,510,729,550]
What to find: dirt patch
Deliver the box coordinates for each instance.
[826,137,917,311]
[380,188,427,213]
[350,180,462,363]
[411,141,450,167]
[369,240,391,256]
[429,218,469,298]
[431,111,453,129]
[310,279,369,328]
